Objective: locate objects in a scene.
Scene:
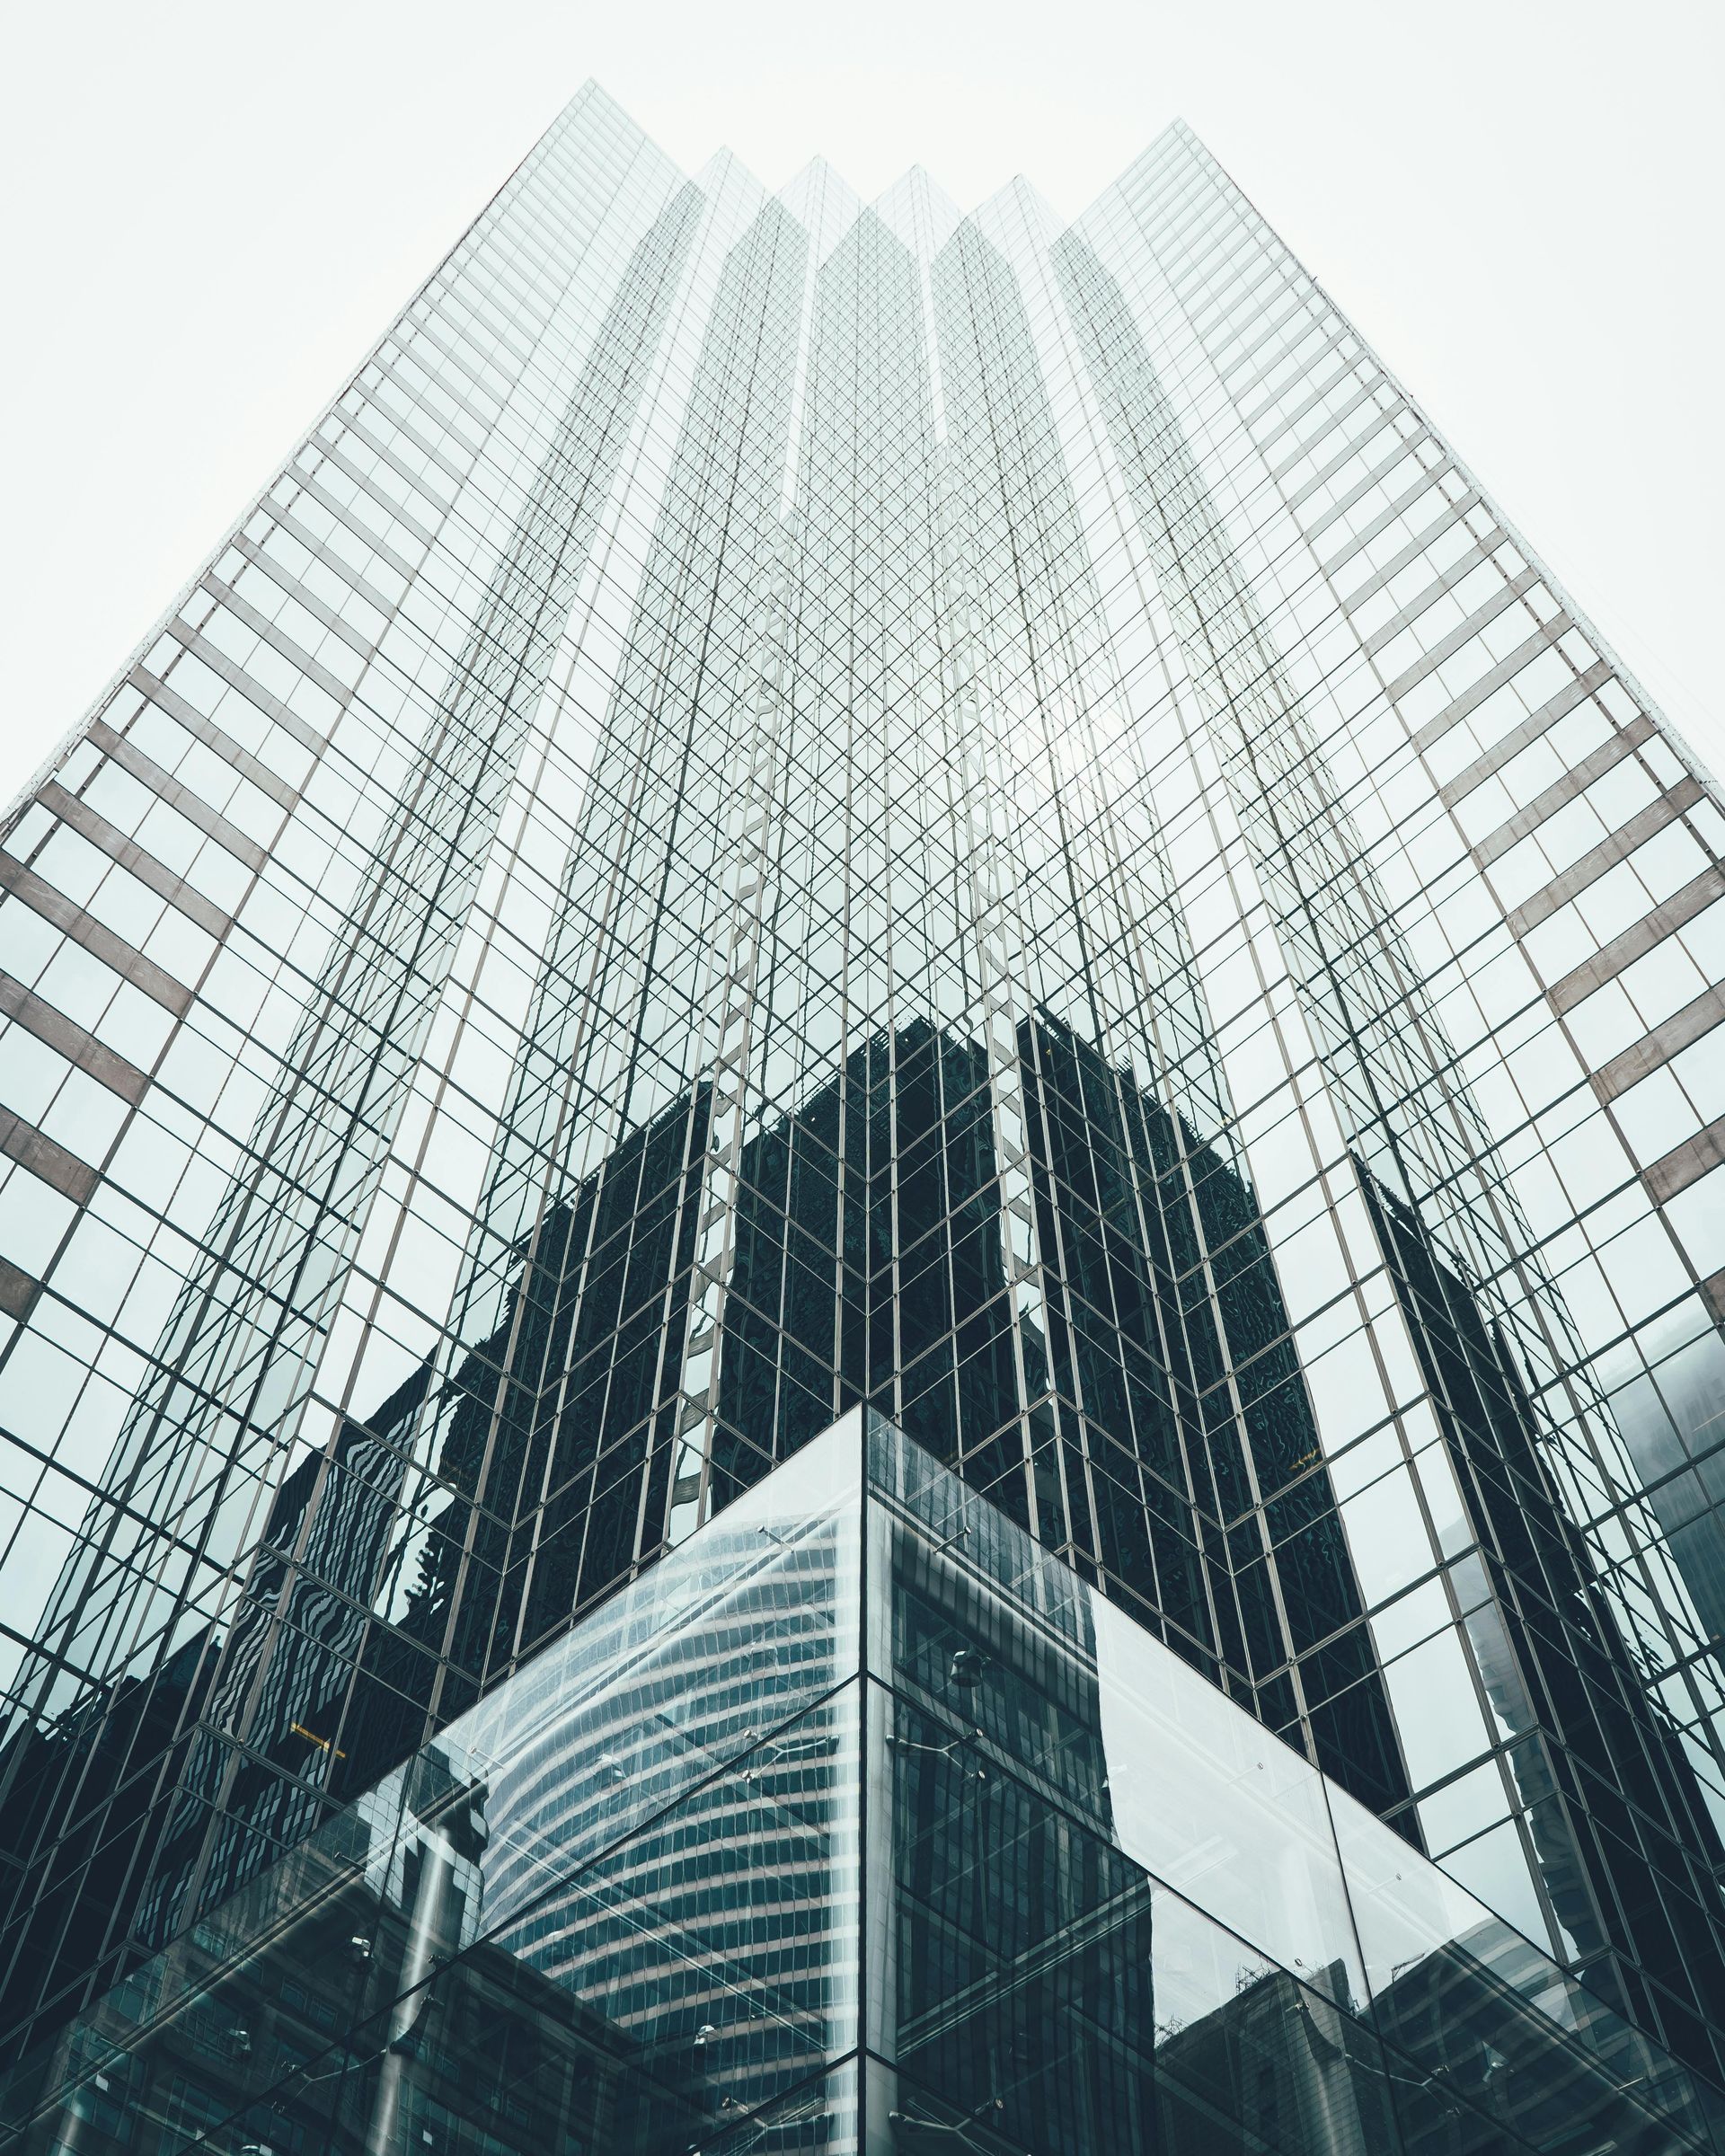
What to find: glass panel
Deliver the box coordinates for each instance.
[6,1417,1720,2156]
[1328,1780,1721,2152]
[0,1426,862,2153]
[868,1415,1723,2154]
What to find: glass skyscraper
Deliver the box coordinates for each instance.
[1,80,1723,2149]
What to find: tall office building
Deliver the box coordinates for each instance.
[0,79,1723,2140]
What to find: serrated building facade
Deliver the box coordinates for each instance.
[1,82,1724,2113]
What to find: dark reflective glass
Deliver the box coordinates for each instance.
[12,1421,1718,2156]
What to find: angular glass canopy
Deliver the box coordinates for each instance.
[4,1414,1718,2154]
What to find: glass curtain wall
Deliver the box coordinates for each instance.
[0,91,1721,2099]
[2,1416,1719,2156]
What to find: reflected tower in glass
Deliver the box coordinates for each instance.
[2,81,1725,2116]
[3,1415,1721,2156]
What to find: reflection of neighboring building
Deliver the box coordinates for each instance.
[875,1468,1709,2156]
[1617,1344,1725,1655]
[712,1007,1408,1822]
[1367,1919,1703,2156]
[472,1508,851,2123]
[190,1003,1403,1902]
[12,1750,706,2156]
[1149,1940,1698,2156]
[1152,1966,1379,2156]
[1362,1168,1725,2037]
[880,1502,1159,2153]
[1015,1012,1409,1822]
[137,1359,436,1947]
[4,1421,1719,2156]
[0,1634,217,2066]
[0,1003,1411,2067]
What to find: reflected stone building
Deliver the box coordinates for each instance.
[2,79,1725,2141]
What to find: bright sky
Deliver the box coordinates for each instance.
[3,0,1720,804]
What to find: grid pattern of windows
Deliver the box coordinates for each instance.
[0,90,1722,2090]
[5,1420,1719,2156]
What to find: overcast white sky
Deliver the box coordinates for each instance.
[3,0,1721,807]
